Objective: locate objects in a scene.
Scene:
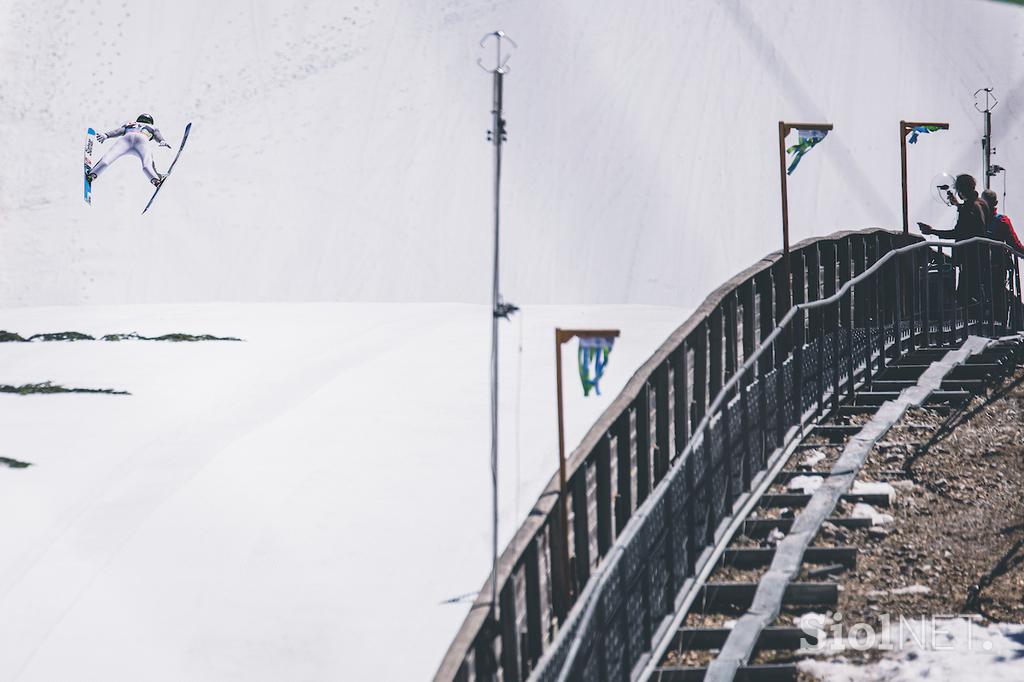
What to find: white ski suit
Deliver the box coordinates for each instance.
[91,121,171,182]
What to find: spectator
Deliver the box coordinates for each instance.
[918,174,989,309]
[981,189,1023,327]
[981,189,1024,252]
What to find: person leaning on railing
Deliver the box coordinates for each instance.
[981,189,1023,326]
[917,174,989,309]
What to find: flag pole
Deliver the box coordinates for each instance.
[900,121,949,234]
[777,121,832,312]
[553,328,619,614]
[900,120,910,235]
[777,121,793,313]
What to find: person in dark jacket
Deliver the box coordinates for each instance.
[918,174,989,309]
[981,189,1023,327]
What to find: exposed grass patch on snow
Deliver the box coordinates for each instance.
[27,331,94,342]
[100,332,242,342]
[0,330,242,343]
[0,456,31,469]
[0,382,129,396]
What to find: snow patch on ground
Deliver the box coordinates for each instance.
[789,474,825,494]
[801,449,827,468]
[851,503,894,527]
[799,618,1024,682]
[851,480,896,501]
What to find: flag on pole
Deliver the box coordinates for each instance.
[907,125,942,144]
[578,336,614,396]
[786,129,829,175]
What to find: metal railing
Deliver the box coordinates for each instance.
[534,235,1024,681]
[435,228,1024,682]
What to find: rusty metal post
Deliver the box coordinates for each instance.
[900,120,949,234]
[554,328,620,611]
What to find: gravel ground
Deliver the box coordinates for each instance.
[798,362,1024,677]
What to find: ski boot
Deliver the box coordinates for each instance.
[151,173,167,188]
[86,171,97,184]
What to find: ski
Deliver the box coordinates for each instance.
[142,121,192,215]
[84,127,96,204]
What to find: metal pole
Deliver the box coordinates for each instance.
[554,329,571,608]
[776,121,833,312]
[983,107,992,191]
[553,328,619,612]
[480,31,517,624]
[778,121,792,312]
[900,121,909,235]
[975,88,998,191]
[488,67,501,622]
[900,121,948,235]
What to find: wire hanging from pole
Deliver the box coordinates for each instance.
[514,309,525,527]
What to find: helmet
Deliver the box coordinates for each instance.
[136,113,154,124]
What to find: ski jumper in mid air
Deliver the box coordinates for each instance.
[87,114,172,187]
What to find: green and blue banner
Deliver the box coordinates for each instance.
[578,337,614,396]
[907,124,943,144]
[786,129,829,175]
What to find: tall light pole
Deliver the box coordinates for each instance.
[479,31,518,622]
[900,120,949,234]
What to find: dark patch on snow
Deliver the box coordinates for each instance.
[0,330,242,343]
[100,332,242,342]
[0,382,129,396]
[28,331,95,342]
[0,456,31,469]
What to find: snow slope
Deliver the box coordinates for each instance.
[0,0,1021,308]
[0,302,685,681]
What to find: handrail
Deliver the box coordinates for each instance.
[436,228,1024,681]
[701,236,1021,439]
[537,235,1024,680]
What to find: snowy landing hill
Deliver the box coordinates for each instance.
[0,302,685,681]
[0,0,1021,308]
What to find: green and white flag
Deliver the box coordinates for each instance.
[786,129,828,175]
[578,336,614,396]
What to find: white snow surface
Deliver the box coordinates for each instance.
[0,0,1022,308]
[799,618,1024,681]
[0,302,685,681]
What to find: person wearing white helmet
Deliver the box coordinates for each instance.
[87,113,172,187]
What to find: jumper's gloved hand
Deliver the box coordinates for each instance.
[96,133,107,143]
[159,141,172,149]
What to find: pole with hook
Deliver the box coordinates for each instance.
[479,31,518,631]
